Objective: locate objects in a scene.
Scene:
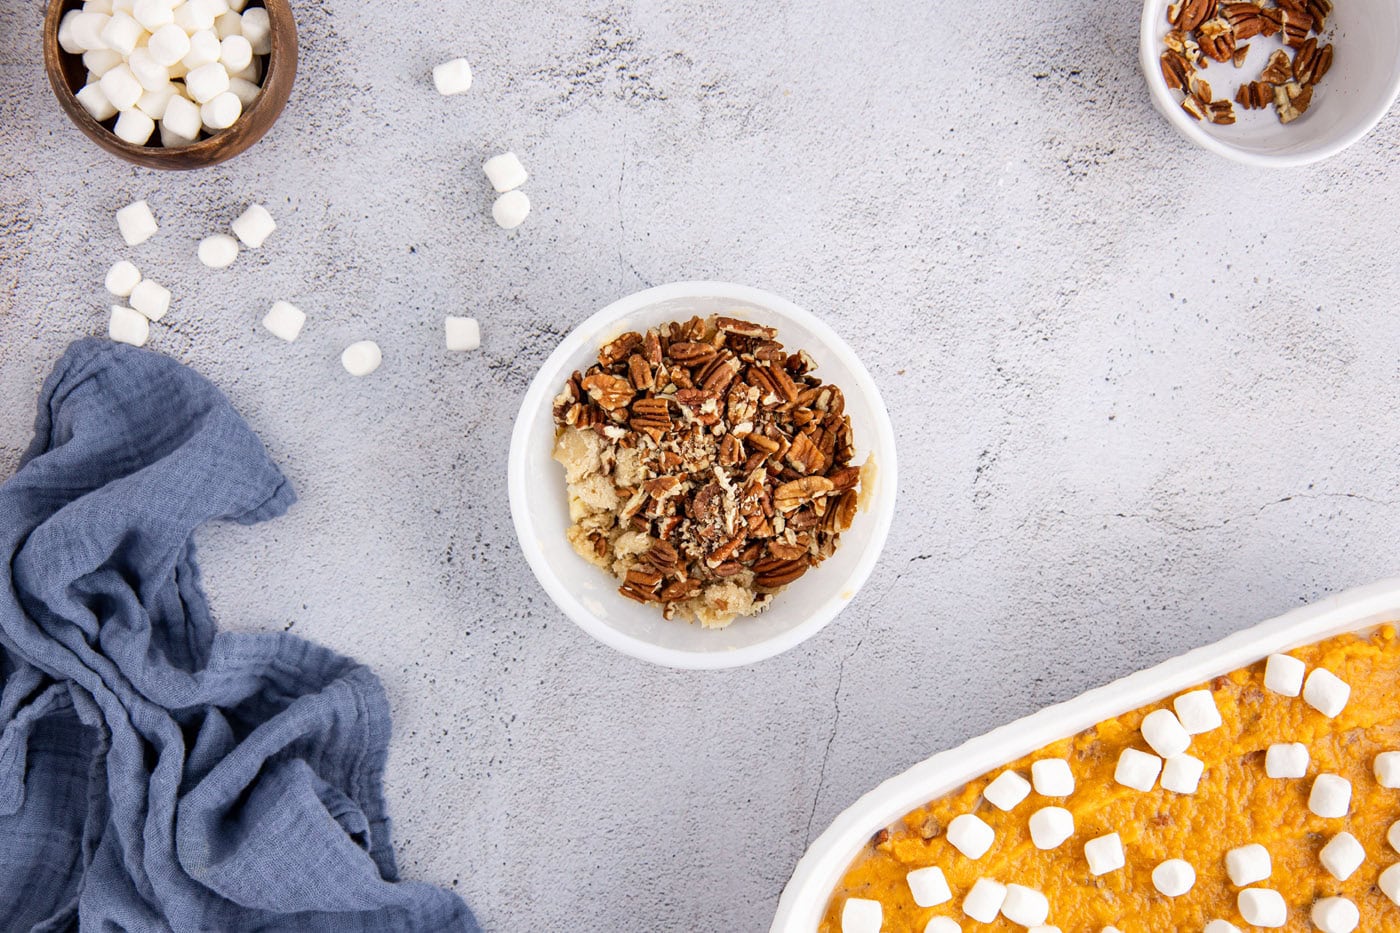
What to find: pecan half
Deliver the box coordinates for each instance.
[581,373,635,410]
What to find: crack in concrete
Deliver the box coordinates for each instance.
[1112,491,1400,534]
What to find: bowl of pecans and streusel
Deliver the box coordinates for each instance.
[1139,0,1400,166]
[508,282,898,670]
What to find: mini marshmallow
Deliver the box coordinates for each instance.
[162,94,202,140]
[71,11,112,51]
[982,770,1031,812]
[1303,668,1350,717]
[1141,709,1191,758]
[1173,689,1223,734]
[105,260,141,297]
[1161,754,1204,794]
[214,10,242,39]
[1377,752,1400,788]
[1114,748,1162,791]
[1382,863,1400,906]
[1225,843,1271,886]
[432,57,472,95]
[946,813,994,860]
[116,200,158,246]
[159,121,194,148]
[1204,922,1242,933]
[227,77,261,108]
[109,305,150,346]
[961,879,1006,923]
[1102,928,1125,933]
[183,30,222,70]
[186,62,230,103]
[231,203,276,248]
[1264,742,1308,778]
[99,64,144,112]
[88,0,116,13]
[341,340,382,377]
[924,920,960,933]
[482,151,528,193]
[840,897,881,933]
[444,315,480,351]
[492,190,530,229]
[1151,859,1195,897]
[58,12,86,54]
[1319,832,1365,881]
[76,83,118,121]
[262,301,305,343]
[137,84,178,119]
[83,48,124,78]
[240,6,271,53]
[229,57,261,83]
[201,92,242,130]
[1309,773,1352,818]
[129,278,171,321]
[1031,759,1075,797]
[190,0,230,24]
[148,23,192,67]
[1311,897,1359,933]
[197,234,239,269]
[1083,832,1124,876]
[100,12,143,56]
[174,1,215,33]
[220,34,253,72]
[128,48,172,93]
[1028,928,1061,933]
[1264,653,1305,696]
[905,866,951,908]
[1390,820,1400,855]
[1237,888,1287,927]
[1000,884,1049,927]
[1028,806,1073,850]
[132,0,175,31]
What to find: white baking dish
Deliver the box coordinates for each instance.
[771,578,1400,930]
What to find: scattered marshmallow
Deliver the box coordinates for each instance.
[946,814,994,860]
[220,34,253,73]
[445,315,481,352]
[1264,742,1308,779]
[341,340,382,377]
[1028,807,1073,850]
[961,879,1006,923]
[1141,709,1191,759]
[1204,924,1241,933]
[1237,888,1287,927]
[201,92,242,130]
[433,58,472,95]
[105,260,141,297]
[240,6,271,54]
[1311,897,1359,933]
[840,898,881,933]
[198,234,239,269]
[1114,748,1162,792]
[116,200,158,246]
[162,95,202,141]
[924,919,960,933]
[109,305,149,346]
[1151,859,1195,897]
[1319,832,1365,881]
[1028,928,1061,933]
[483,151,528,193]
[1225,843,1271,886]
[1161,754,1204,794]
[1264,653,1305,696]
[1309,773,1352,818]
[99,64,144,111]
[1083,832,1124,876]
[1173,689,1222,734]
[1377,752,1400,788]
[186,62,230,104]
[1391,820,1400,854]
[1381,863,1400,906]
[148,23,192,67]
[129,279,170,321]
[114,108,156,145]
[492,190,531,229]
[906,866,951,907]
[1303,668,1350,718]
[1000,884,1049,927]
[982,770,1031,812]
[232,203,276,248]
[1031,759,1075,797]
[262,301,305,343]
[76,83,118,121]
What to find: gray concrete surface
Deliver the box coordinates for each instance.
[3,1,1400,930]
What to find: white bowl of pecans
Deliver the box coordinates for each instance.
[508,282,898,670]
[1139,0,1400,166]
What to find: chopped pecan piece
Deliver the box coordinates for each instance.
[1260,48,1294,84]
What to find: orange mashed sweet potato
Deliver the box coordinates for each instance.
[820,626,1400,932]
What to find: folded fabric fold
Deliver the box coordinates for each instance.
[0,339,477,932]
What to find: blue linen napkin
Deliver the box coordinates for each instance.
[0,339,477,932]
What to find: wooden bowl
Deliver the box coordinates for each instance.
[42,0,298,170]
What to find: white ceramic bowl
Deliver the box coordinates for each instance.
[771,577,1400,930]
[1139,0,1400,166]
[508,282,899,670]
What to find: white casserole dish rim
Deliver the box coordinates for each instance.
[771,578,1400,931]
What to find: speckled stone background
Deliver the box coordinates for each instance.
[2,1,1400,930]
